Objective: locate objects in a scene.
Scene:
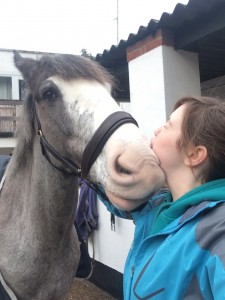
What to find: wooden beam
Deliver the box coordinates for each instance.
[0,100,23,105]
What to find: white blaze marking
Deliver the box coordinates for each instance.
[49,77,120,129]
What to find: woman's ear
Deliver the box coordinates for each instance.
[184,146,208,167]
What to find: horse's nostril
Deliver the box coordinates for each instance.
[115,159,132,175]
[119,167,131,175]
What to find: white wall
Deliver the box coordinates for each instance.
[128,46,166,140]
[89,201,134,273]
[128,45,201,140]
[163,46,201,116]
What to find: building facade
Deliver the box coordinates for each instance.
[0,49,53,154]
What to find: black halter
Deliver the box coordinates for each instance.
[33,99,138,195]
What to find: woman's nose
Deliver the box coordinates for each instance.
[154,127,161,136]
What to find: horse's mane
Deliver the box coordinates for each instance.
[11,54,115,172]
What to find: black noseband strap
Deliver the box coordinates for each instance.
[81,111,138,178]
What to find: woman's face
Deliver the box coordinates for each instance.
[151,104,187,176]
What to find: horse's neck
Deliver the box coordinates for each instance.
[0,139,79,300]
[0,140,78,233]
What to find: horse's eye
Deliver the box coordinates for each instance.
[42,88,57,100]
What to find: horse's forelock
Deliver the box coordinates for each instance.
[39,54,115,88]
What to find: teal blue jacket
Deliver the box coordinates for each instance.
[100,179,225,299]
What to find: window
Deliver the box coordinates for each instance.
[19,80,26,100]
[0,77,12,100]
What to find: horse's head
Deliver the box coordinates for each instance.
[13,51,165,210]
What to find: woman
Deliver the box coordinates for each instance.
[100,96,225,299]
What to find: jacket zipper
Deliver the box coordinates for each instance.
[127,265,135,299]
[131,265,135,277]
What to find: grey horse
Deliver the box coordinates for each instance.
[0,52,165,300]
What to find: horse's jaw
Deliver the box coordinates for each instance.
[92,124,165,211]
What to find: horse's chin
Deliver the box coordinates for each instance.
[102,167,165,211]
[105,189,151,211]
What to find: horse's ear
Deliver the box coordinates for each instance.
[13,50,38,86]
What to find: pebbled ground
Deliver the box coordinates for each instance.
[66,278,117,300]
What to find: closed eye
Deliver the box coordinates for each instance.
[164,119,171,129]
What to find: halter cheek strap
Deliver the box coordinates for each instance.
[33,99,82,176]
[39,131,82,176]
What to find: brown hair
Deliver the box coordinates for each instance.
[174,96,225,182]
